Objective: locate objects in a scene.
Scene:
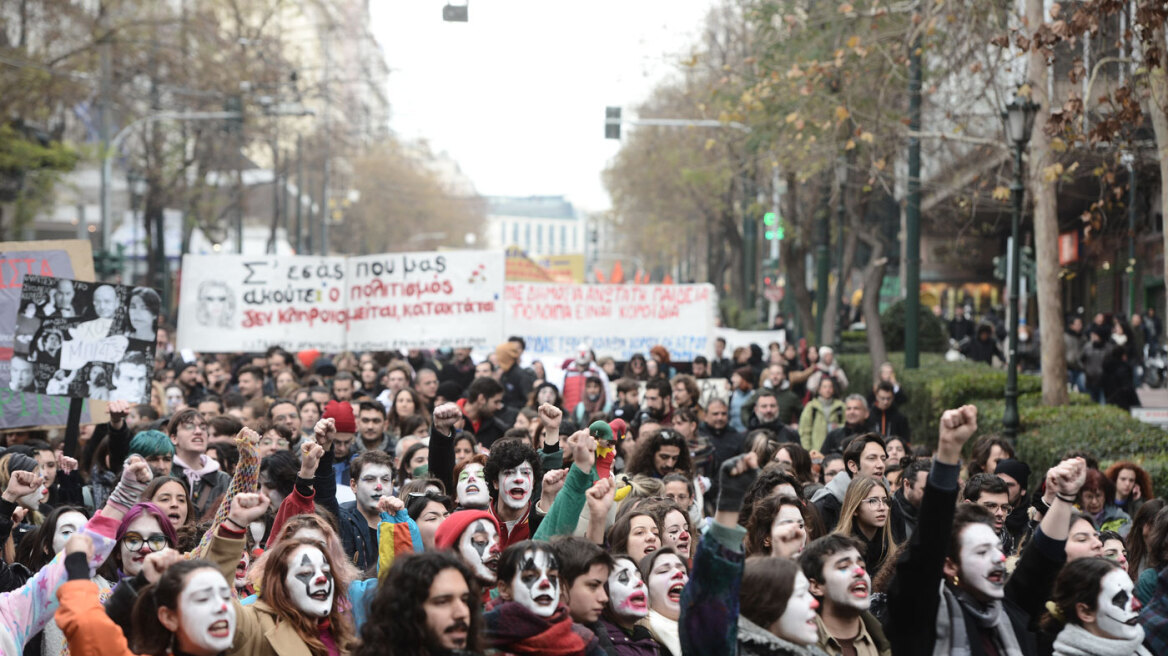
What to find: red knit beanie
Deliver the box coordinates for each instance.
[324,400,356,434]
[434,510,499,551]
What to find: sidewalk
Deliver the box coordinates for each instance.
[1137,386,1168,408]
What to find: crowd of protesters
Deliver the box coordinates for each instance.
[0,317,1166,656]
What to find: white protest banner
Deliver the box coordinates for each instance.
[177,251,505,352]
[346,250,504,351]
[504,283,716,363]
[177,255,349,352]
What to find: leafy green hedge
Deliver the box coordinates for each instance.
[840,352,1168,493]
[880,300,948,353]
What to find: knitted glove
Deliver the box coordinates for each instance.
[105,458,151,513]
[716,454,759,513]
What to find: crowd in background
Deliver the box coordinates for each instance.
[0,314,1166,656]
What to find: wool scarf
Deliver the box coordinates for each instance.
[1051,623,1152,656]
[933,583,1024,656]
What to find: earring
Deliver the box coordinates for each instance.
[952,574,960,587]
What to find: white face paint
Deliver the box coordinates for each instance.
[958,523,1008,600]
[284,545,334,617]
[510,548,560,618]
[608,558,649,620]
[178,569,236,653]
[819,547,871,611]
[1095,569,1142,641]
[51,511,88,555]
[776,572,820,646]
[646,553,688,620]
[352,464,393,513]
[458,519,500,584]
[457,463,490,508]
[497,462,534,510]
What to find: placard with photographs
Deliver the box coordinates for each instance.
[10,276,159,403]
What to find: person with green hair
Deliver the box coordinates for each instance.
[127,430,174,478]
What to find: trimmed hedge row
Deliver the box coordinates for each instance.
[839,352,1168,493]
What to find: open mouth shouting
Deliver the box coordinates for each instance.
[309,588,331,602]
[986,567,1007,586]
[532,593,557,610]
[624,591,648,612]
[849,580,869,599]
[667,582,685,603]
[464,484,480,496]
[507,486,528,502]
[208,620,231,638]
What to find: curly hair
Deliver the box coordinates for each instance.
[484,439,541,499]
[357,551,482,656]
[745,494,814,556]
[624,429,693,478]
[1104,461,1154,503]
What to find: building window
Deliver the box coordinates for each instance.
[536,224,543,251]
[512,223,519,245]
[549,225,556,251]
[560,226,567,253]
[524,223,531,250]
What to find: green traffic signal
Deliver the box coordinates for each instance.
[763,211,777,226]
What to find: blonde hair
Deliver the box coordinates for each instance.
[834,475,896,557]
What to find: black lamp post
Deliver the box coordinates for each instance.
[1001,92,1039,442]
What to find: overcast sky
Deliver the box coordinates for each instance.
[370,0,718,213]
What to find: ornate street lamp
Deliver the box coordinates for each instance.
[1001,91,1039,442]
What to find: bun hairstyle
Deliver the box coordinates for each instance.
[130,560,220,656]
[1040,557,1122,633]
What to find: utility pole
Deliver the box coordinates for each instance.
[815,178,831,342]
[835,152,848,348]
[295,135,303,253]
[904,10,923,369]
[319,25,332,256]
[97,7,113,254]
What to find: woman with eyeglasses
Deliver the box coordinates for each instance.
[832,476,897,575]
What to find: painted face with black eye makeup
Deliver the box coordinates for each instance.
[284,545,334,617]
[458,519,500,584]
[509,548,560,618]
[1094,569,1142,641]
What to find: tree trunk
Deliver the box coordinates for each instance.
[1150,27,1168,326]
[1025,0,1069,406]
[857,227,889,383]
[782,173,816,339]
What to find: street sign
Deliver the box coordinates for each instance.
[1131,407,1168,428]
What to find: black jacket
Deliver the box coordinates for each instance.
[869,407,911,442]
[499,364,536,411]
[889,486,918,544]
[821,423,868,455]
[886,461,1066,656]
[745,415,800,444]
[698,423,745,472]
[339,501,379,572]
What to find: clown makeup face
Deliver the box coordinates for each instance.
[769,505,807,558]
[775,571,820,646]
[661,510,691,559]
[608,558,649,622]
[352,464,393,513]
[646,553,688,621]
[457,463,489,508]
[176,568,236,653]
[816,547,870,611]
[509,548,560,618]
[285,545,334,617]
[497,462,534,510]
[956,523,1008,600]
[1094,569,1142,641]
[51,511,88,555]
[458,519,500,584]
[1102,538,1129,569]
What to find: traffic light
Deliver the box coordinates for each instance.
[761,257,780,287]
[93,245,126,279]
[605,107,621,140]
[993,255,1006,281]
[224,95,243,134]
[1021,246,1036,279]
[763,212,785,240]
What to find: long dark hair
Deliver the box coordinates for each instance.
[1126,498,1165,580]
[740,556,800,629]
[15,505,89,571]
[357,551,482,656]
[130,559,221,656]
[1039,557,1123,634]
[625,429,694,478]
